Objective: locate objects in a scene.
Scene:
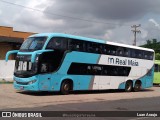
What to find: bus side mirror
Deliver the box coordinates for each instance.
[5,50,19,62]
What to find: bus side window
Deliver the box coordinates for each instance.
[116,47,124,56]
[46,37,68,51]
[143,51,152,60]
[46,39,54,49]
[92,43,101,54]
[69,39,84,51]
[103,67,108,75]
[111,46,116,55]
[124,48,130,57]
[82,41,86,52]
[96,43,103,54]
[105,45,110,55]
[79,64,87,74]
[107,45,116,55]
[135,50,142,59]
[69,39,76,50]
[46,38,62,49]
[99,44,103,54]
[112,68,118,76]
[148,52,154,60]
[102,45,107,54]
[131,49,136,58]
[87,65,92,74]
[92,65,102,75]
[87,42,94,53]
[75,41,84,51]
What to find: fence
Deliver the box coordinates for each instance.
[0,60,15,81]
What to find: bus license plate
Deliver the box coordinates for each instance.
[20,86,24,90]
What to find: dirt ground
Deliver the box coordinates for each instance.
[0,84,160,110]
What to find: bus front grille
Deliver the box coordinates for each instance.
[16,81,28,85]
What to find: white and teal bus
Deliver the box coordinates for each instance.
[6,33,154,94]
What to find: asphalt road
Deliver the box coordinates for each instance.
[1,97,160,120]
[0,84,160,120]
[1,84,160,110]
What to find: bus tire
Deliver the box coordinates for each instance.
[60,80,72,95]
[125,81,133,92]
[134,80,141,92]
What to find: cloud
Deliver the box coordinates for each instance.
[41,0,160,44]
[104,30,113,40]
[149,19,160,29]
[137,19,160,45]
[140,29,148,39]
[1,0,160,45]
[27,0,53,10]
[44,0,160,21]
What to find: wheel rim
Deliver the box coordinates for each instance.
[126,83,131,90]
[64,84,70,91]
[135,83,141,90]
[135,84,139,89]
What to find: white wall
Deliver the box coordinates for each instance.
[0,60,15,81]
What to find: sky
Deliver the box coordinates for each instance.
[0,0,160,46]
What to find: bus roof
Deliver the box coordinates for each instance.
[155,60,160,65]
[107,41,154,52]
[30,33,154,52]
[30,33,105,44]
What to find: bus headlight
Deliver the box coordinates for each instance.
[28,80,37,85]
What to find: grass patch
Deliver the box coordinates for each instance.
[0,81,13,84]
[154,72,160,84]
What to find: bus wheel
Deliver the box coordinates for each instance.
[60,80,72,95]
[134,81,141,92]
[125,81,133,92]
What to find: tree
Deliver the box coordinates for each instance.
[146,40,151,45]
[152,39,157,44]
[155,53,160,60]
[141,39,160,53]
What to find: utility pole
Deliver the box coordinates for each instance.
[131,24,141,46]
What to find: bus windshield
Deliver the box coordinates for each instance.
[14,55,38,77]
[20,37,47,52]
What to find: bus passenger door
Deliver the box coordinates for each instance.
[37,51,64,91]
[37,52,54,91]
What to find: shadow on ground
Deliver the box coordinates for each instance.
[16,88,154,96]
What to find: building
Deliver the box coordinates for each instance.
[0,26,35,60]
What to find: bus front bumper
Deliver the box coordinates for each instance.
[13,76,39,91]
[14,82,39,91]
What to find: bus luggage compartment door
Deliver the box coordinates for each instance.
[38,74,52,91]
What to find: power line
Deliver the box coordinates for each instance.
[0,0,131,26]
